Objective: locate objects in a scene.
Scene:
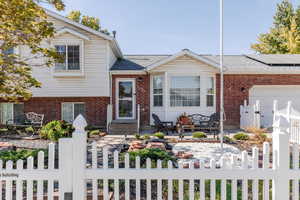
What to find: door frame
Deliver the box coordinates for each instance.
[116,78,136,120]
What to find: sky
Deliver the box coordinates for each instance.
[45,0,300,55]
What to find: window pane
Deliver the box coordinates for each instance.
[62,103,73,123]
[55,45,66,70]
[119,100,133,117]
[74,103,86,119]
[13,104,24,125]
[207,77,215,94]
[0,103,13,124]
[119,81,133,98]
[67,45,80,70]
[153,76,163,107]
[207,95,214,107]
[170,76,200,107]
[153,76,163,94]
[154,95,163,107]
[3,48,14,55]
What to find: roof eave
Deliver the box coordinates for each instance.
[45,9,123,58]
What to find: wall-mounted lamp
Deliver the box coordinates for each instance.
[240,87,246,92]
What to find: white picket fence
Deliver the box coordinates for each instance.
[240,100,261,130]
[273,100,300,145]
[0,114,299,200]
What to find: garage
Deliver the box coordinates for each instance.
[249,85,300,128]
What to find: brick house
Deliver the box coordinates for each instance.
[2,10,300,130]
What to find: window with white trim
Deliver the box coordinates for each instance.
[153,76,163,107]
[0,103,24,124]
[170,76,200,107]
[62,103,85,123]
[55,45,80,70]
[206,77,215,107]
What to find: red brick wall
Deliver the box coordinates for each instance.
[1,97,110,126]
[112,74,150,125]
[216,74,300,126]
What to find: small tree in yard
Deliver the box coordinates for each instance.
[0,0,65,101]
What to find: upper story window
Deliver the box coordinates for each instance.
[170,76,200,107]
[153,76,163,107]
[55,45,80,71]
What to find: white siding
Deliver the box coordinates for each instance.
[149,56,217,124]
[108,43,117,69]
[19,16,118,97]
[152,55,219,73]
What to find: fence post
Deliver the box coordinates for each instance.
[72,115,88,200]
[272,114,290,200]
[59,138,73,199]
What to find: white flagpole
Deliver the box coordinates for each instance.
[220,0,224,154]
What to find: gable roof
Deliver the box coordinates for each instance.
[45,9,123,58]
[55,27,90,40]
[147,49,220,71]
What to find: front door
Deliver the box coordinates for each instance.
[116,79,135,119]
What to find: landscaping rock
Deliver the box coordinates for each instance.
[146,142,166,150]
[0,142,15,151]
[128,140,146,151]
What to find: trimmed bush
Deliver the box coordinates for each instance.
[89,129,100,136]
[25,126,34,134]
[125,148,177,167]
[154,132,165,139]
[142,134,151,140]
[134,134,142,140]
[40,120,74,142]
[233,132,249,140]
[192,132,207,139]
[0,149,47,163]
[223,136,234,143]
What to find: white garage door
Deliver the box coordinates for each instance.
[249,85,300,128]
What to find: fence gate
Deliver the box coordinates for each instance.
[240,100,261,130]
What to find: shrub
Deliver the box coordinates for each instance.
[233,132,249,140]
[0,128,8,133]
[89,129,100,136]
[125,148,177,167]
[39,120,74,142]
[192,132,207,139]
[0,149,47,164]
[25,126,34,134]
[134,134,141,140]
[154,132,165,139]
[223,136,234,143]
[142,134,151,140]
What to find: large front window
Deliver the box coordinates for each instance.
[62,103,85,123]
[55,45,80,70]
[170,76,200,107]
[0,103,24,124]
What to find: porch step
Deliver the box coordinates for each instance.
[109,120,138,135]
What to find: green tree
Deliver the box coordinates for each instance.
[0,0,65,101]
[251,0,300,54]
[67,10,110,35]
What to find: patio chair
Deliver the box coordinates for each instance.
[152,114,174,135]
